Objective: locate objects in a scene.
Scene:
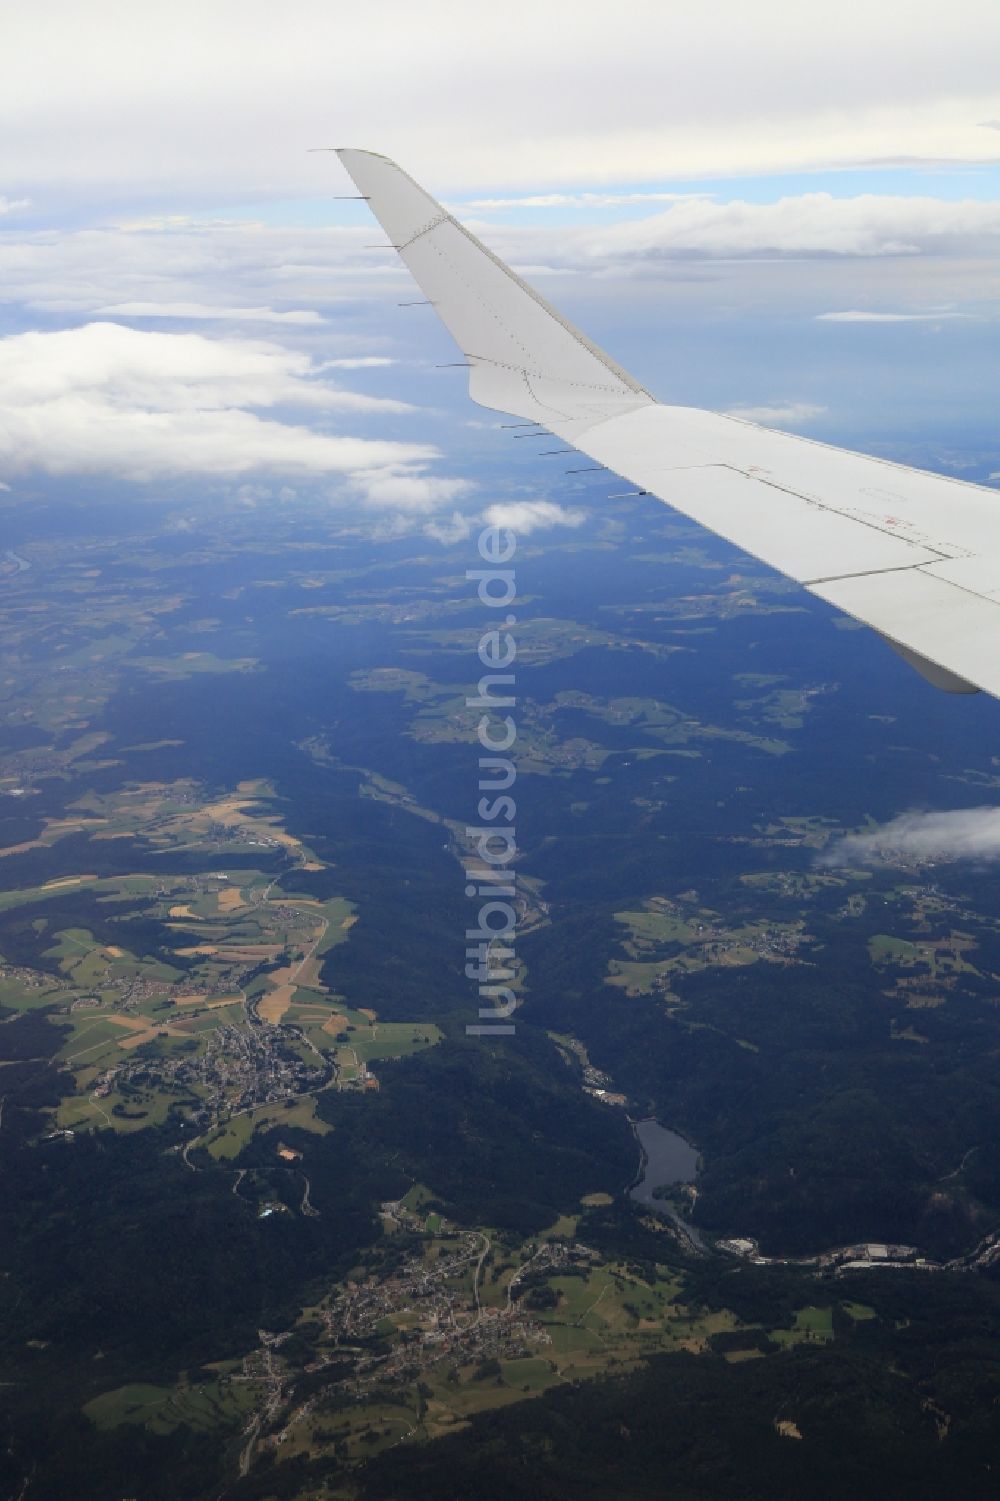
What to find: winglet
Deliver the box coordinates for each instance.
[336,149,653,427]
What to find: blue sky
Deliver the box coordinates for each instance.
[4,0,1000,539]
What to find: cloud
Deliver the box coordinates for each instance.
[0,197,29,215]
[822,808,1000,867]
[7,2,1000,207]
[370,513,419,542]
[352,469,473,513]
[589,194,1000,263]
[817,309,969,322]
[4,196,1000,357]
[482,500,586,535]
[0,322,435,483]
[424,510,473,544]
[725,402,826,426]
[459,192,711,210]
[319,357,396,369]
[97,301,325,325]
[0,221,388,320]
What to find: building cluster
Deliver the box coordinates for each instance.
[179,1021,326,1119]
[81,1012,330,1135]
[0,963,50,992]
[717,1236,932,1272]
[235,1221,606,1467]
[204,819,283,851]
[697,926,804,963]
[581,1061,627,1107]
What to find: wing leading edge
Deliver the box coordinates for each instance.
[336,149,1000,701]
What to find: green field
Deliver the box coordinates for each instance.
[771,1306,835,1347]
[204,1094,333,1159]
[84,1378,261,1435]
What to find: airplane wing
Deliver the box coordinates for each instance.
[336,148,1000,700]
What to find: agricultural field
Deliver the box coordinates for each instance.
[348,668,791,773]
[9,775,326,869]
[0,773,441,1156]
[105,1195,859,1479]
[8,483,1000,1501]
[83,1377,261,1436]
[868,929,981,981]
[607,894,809,998]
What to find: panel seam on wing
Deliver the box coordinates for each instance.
[718,413,1000,499]
[721,467,956,560]
[804,563,940,586]
[467,352,652,400]
[398,212,451,249]
[914,563,1000,607]
[440,215,651,398]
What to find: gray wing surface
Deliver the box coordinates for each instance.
[337,148,1000,700]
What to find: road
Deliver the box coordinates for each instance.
[300,1171,319,1218]
[471,1232,491,1320]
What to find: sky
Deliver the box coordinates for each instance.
[5,0,1000,537]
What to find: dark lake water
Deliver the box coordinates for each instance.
[629,1118,700,1206]
[628,1118,706,1250]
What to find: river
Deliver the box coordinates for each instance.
[628,1117,707,1251]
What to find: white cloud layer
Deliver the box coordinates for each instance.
[588,195,1000,263]
[817,309,968,322]
[320,357,396,370]
[483,500,586,535]
[0,322,433,484]
[0,223,380,318]
[460,192,710,210]
[6,2,1000,203]
[4,195,1000,355]
[725,402,826,426]
[823,808,1000,867]
[98,301,324,325]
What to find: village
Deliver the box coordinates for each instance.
[236,1201,600,1470]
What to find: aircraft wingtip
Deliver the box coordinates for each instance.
[335,147,391,161]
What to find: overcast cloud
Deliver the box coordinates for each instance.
[5,2,1000,206]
